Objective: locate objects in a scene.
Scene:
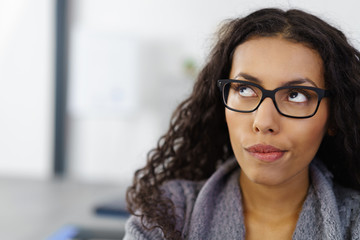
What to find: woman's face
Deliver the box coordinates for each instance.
[226,36,330,187]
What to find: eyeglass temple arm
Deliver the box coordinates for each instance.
[324,90,331,98]
[217,81,222,91]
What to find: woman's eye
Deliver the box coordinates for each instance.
[288,91,308,103]
[239,86,257,97]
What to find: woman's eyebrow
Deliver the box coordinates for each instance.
[233,72,261,83]
[234,72,318,87]
[282,79,318,87]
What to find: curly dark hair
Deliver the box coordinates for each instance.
[126,8,360,240]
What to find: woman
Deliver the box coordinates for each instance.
[124,8,360,239]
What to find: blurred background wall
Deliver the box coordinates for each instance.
[0,0,53,178]
[0,0,359,184]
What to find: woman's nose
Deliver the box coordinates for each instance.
[252,98,280,134]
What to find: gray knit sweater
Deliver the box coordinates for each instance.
[124,158,360,239]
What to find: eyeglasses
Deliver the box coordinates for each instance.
[217,79,331,119]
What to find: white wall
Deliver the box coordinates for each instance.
[67,0,360,183]
[0,0,54,179]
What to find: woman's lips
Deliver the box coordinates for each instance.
[245,144,287,162]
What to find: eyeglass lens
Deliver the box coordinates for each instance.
[223,82,319,117]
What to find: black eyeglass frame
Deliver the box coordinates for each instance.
[217,79,331,119]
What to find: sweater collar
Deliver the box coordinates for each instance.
[187,157,343,239]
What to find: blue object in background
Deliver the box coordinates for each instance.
[46,225,78,240]
[46,225,125,240]
[94,198,130,218]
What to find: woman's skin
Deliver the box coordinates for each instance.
[225,36,330,239]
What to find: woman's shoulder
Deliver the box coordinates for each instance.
[334,183,360,203]
[124,159,239,239]
[311,158,360,209]
[333,183,360,237]
[124,179,206,240]
[160,178,206,229]
[334,183,360,214]
[124,179,205,240]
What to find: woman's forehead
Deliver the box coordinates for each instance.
[230,36,325,88]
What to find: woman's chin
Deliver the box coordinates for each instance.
[241,170,287,187]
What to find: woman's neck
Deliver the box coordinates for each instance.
[239,170,309,219]
[240,170,310,239]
